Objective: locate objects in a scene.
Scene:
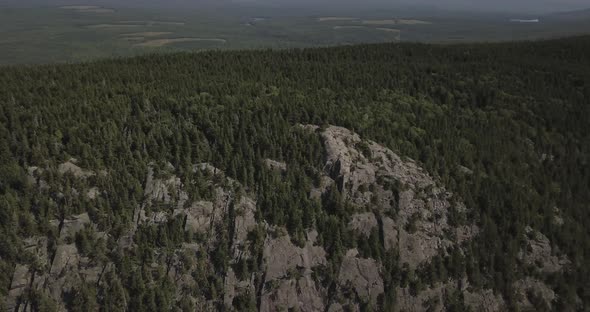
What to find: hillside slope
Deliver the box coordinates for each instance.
[0,36,589,311]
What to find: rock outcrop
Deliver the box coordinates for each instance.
[58,158,94,178]
[338,249,384,304]
[259,232,326,312]
[5,125,563,312]
[320,126,476,268]
[518,226,569,273]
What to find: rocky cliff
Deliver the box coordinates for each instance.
[5,126,566,311]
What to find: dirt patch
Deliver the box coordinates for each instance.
[136,38,227,47]
[318,17,359,22]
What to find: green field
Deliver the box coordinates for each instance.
[1,4,590,64]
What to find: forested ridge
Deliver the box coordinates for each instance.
[0,35,588,311]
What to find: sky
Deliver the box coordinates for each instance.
[3,0,589,13]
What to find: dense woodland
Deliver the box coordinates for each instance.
[0,35,589,311]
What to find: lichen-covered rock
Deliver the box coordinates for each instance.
[182,200,216,233]
[86,187,100,199]
[317,126,477,269]
[231,196,258,255]
[463,288,505,312]
[260,232,327,311]
[59,213,91,240]
[6,264,31,311]
[144,167,183,204]
[395,283,447,312]
[58,159,94,178]
[264,159,287,172]
[396,280,505,312]
[310,175,334,200]
[224,268,255,308]
[260,275,325,312]
[513,277,555,310]
[338,249,384,304]
[27,166,49,190]
[382,216,399,250]
[348,212,378,237]
[263,234,326,281]
[518,226,569,273]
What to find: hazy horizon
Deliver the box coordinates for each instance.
[2,0,589,14]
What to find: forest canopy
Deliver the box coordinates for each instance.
[0,35,588,311]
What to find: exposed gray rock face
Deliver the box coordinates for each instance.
[6,234,110,312]
[518,226,569,273]
[86,187,100,199]
[463,288,505,312]
[144,166,184,204]
[382,216,399,250]
[260,233,327,312]
[6,264,32,311]
[231,196,258,254]
[348,212,378,237]
[58,159,94,178]
[27,166,50,190]
[395,280,505,312]
[338,249,384,304]
[310,175,335,200]
[296,124,320,133]
[395,283,447,312]
[262,234,326,281]
[223,267,256,308]
[181,200,218,233]
[264,159,287,172]
[513,277,555,309]
[8,125,563,312]
[58,213,91,240]
[260,276,325,312]
[318,126,477,269]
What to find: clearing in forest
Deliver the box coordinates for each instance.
[136,38,227,47]
[122,32,173,37]
[87,24,143,29]
[121,21,186,26]
[120,37,145,42]
[333,26,366,30]
[376,28,401,33]
[318,17,359,22]
[60,6,114,13]
[363,19,431,25]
